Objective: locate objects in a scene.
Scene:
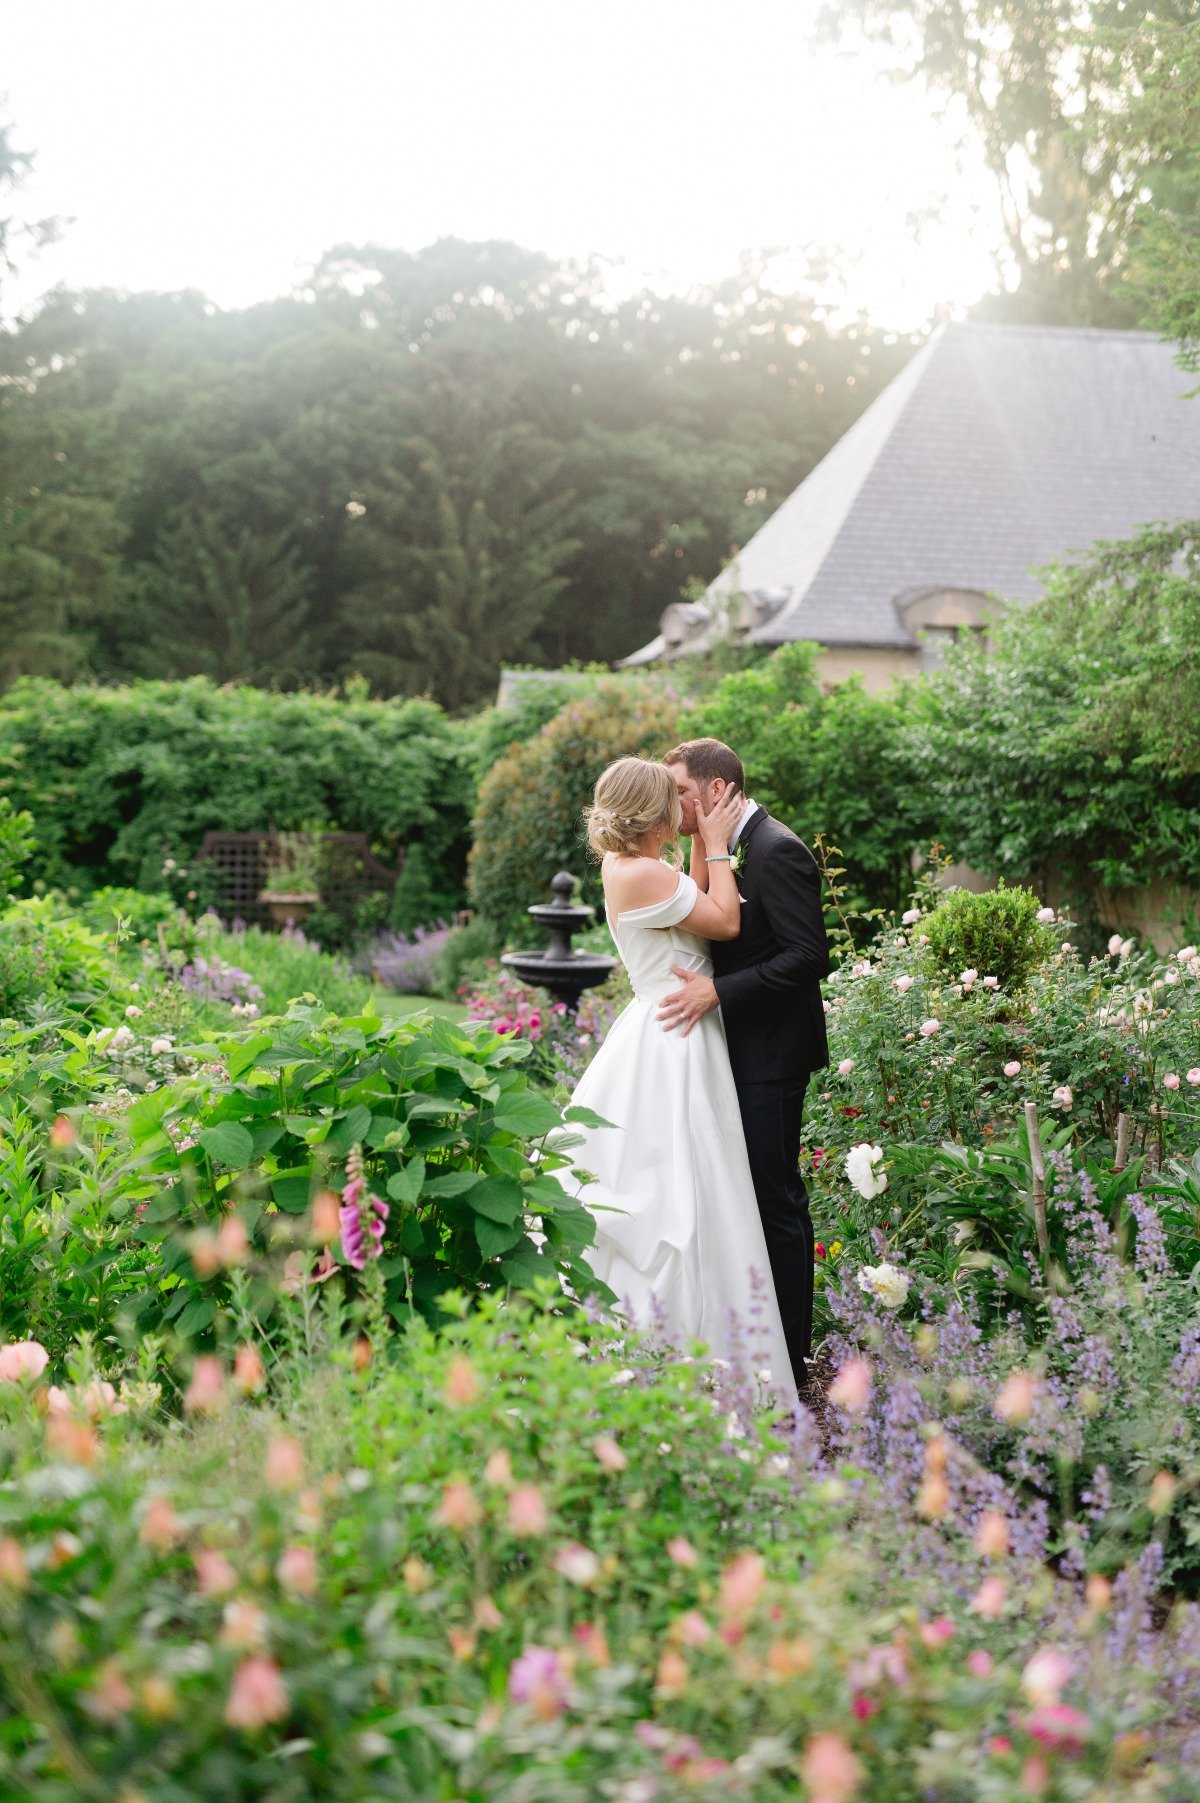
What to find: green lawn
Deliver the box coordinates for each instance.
[371,992,468,1022]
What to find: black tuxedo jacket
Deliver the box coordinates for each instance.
[711,808,831,1087]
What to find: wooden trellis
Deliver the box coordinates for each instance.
[197,832,398,931]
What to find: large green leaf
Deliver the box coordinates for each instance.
[198,1122,255,1169]
[424,1171,481,1199]
[126,1087,173,1143]
[467,1176,524,1224]
[173,1295,218,1339]
[226,1034,273,1080]
[492,1093,562,1138]
[325,1104,373,1155]
[271,1169,314,1213]
[387,1157,426,1205]
[474,1216,524,1258]
[563,1103,617,1131]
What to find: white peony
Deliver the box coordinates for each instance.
[1036,907,1055,924]
[845,1142,887,1200]
[857,1262,910,1310]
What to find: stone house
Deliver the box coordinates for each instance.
[620,321,1200,689]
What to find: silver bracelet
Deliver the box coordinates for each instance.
[705,854,733,863]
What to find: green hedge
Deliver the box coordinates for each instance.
[468,678,684,941]
[0,679,474,925]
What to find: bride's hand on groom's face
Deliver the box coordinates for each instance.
[696,784,742,853]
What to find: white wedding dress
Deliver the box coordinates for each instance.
[568,870,794,1397]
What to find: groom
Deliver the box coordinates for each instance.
[659,738,830,1390]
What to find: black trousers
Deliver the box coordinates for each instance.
[733,1072,814,1389]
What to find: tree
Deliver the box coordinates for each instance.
[338,422,579,711]
[1085,12,1200,364]
[0,113,62,311]
[818,0,1171,323]
[124,514,318,685]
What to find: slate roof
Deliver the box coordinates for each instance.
[621,322,1200,661]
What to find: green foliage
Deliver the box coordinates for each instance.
[469,678,683,942]
[683,642,929,916]
[0,797,35,895]
[9,1002,607,1361]
[0,1295,1186,1798]
[0,896,132,1026]
[208,925,369,1019]
[76,885,179,943]
[923,883,1055,993]
[821,1,1159,326]
[917,521,1200,899]
[0,241,911,706]
[0,677,473,910]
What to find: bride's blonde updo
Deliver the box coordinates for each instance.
[585,756,682,859]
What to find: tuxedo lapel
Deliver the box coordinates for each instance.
[737,807,770,874]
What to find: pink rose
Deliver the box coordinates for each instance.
[0,1341,49,1382]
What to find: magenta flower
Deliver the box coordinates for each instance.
[1026,1703,1090,1757]
[507,1644,568,1716]
[338,1147,389,1271]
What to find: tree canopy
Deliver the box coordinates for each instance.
[0,237,911,708]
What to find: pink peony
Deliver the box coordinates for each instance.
[592,1434,627,1472]
[194,1548,238,1597]
[276,1543,318,1597]
[184,1356,226,1414]
[263,1436,305,1491]
[1003,1060,1022,1078]
[994,1370,1037,1424]
[553,1542,600,1586]
[838,1058,855,1077]
[0,1340,49,1382]
[1021,1645,1073,1706]
[224,1656,289,1730]
[1052,1084,1073,1111]
[507,1483,548,1536]
[801,1730,863,1803]
[974,1510,1010,1558]
[1036,907,1055,923]
[970,1576,1006,1619]
[718,1550,766,1618]
[1163,1072,1181,1091]
[919,1616,955,1648]
[437,1480,483,1531]
[444,1356,480,1407]
[919,1018,940,1037]
[1026,1703,1089,1756]
[1188,1068,1200,1086]
[894,973,915,992]
[828,1355,872,1413]
[508,1644,568,1718]
[967,1649,994,1678]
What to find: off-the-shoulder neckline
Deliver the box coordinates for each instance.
[611,868,693,922]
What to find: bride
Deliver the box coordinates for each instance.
[567,755,794,1399]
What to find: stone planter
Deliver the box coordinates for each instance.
[260,891,320,931]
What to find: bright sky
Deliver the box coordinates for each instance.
[5,0,1004,330]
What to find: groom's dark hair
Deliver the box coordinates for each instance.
[663,737,745,793]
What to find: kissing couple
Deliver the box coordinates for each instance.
[567,737,831,1403]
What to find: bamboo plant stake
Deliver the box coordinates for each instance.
[1114,1112,1131,1173]
[1024,1100,1049,1263]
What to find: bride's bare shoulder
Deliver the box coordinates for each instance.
[602,854,680,913]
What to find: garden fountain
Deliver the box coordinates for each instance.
[501,871,617,1011]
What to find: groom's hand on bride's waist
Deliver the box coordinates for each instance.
[658,966,719,1037]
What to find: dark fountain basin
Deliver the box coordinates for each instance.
[501,870,617,1011]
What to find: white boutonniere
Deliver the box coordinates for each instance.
[730,846,746,878]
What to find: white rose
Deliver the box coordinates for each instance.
[960,968,978,989]
[150,1037,173,1056]
[1052,1085,1073,1110]
[919,1018,940,1038]
[856,1262,910,1310]
[982,975,999,990]
[902,908,921,925]
[894,974,914,993]
[1036,908,1055,924]
[125,1004,142,1020]
[838,1058,855,1077]
[845,1142,887,1200]
[1177,946,1197,964]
